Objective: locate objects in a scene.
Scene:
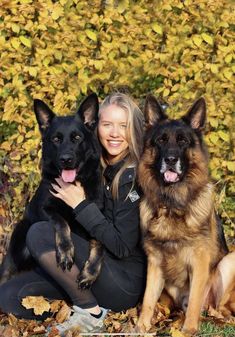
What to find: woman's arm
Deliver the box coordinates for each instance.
[51,177,141,259]
[73,184,141,258]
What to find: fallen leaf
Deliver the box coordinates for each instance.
[171,326,189,337]
[21,296,51,315]
[55,303,71,323]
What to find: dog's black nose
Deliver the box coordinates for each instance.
[165,156,178,165]
[60,154,73,165]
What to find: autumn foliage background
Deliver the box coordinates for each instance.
[0,0,234,255]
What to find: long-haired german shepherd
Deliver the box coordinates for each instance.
[0,93,103,289]
[136,95,235,334]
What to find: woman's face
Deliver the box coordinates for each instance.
[98,104,129,164]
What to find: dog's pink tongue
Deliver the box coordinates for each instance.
[61,169,76,183]
[164,170,179,183]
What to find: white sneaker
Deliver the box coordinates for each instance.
[49,305,108,335]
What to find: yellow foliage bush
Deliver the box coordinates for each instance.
[0,0,234,237]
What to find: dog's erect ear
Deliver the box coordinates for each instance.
[34,99,55,133]
[183,97,206,131]
[77,93,99,130]
[144,95,167,126]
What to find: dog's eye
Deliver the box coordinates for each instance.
[52,136,61,143]
[177,135,188,145]
[73,135,81,141]
[157,134,168,144]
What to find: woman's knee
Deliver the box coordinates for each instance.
[26,221,55,258]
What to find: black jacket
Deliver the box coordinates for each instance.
[73,163,146,277]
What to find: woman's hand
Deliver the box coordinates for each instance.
[50,178,86,209]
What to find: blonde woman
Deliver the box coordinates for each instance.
[0,93,146,334]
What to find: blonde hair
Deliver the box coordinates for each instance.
[99,92,144,198]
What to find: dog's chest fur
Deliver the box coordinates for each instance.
[140,183,220,288]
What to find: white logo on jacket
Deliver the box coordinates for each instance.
[128,190,140,202]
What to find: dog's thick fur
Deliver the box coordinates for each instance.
[136,96,234,334]
[0,93,103,288]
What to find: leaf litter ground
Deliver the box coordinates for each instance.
[1,297,235,337]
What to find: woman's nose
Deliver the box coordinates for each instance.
[110,125,119,137]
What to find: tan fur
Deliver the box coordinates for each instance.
[136,132,233,335]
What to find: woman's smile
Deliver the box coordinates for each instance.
[98,104,129,164]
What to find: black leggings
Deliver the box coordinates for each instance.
[0,221,145,319]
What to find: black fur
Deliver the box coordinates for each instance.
[0,93,104,287]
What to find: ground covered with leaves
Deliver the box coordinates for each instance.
[1,297,235,337]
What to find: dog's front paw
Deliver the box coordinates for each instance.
[182,324,198,336]
[135,317,152,333]
[77,268,96,289]
[56,243,74,271]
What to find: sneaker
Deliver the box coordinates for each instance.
[48,305,108,335]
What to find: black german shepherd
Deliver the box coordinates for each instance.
[0,93,103,289]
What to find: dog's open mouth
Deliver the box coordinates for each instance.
[164,170,180,183]
[61,169,77,183]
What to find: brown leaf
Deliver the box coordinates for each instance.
[50,299,64,313]
[0,325,19,337]
[55,303,71,323]
[21,296,51,315]
[7,313,18,327]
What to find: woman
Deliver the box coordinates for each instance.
[0,92,146,334]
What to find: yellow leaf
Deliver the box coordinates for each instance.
[211,64,218,74]
[11,37,21,50]
[22,296,51,315]
[151,22,163,35]
[192,35,202,47]
[117,0,129,13]
[208,117,218,128]
[19,36,32,48]
[171,83,180,92]
[85,29,97,42]
[227,161,235,172]
[11,23,20,33]
[28,67,38,77]
[201,33,213,45]
[218,130,229,142]
[17,135,24,143]
[225,54,233,63]
[223,69,233,80]
[0,141,11,151]
[209,133,219,144]
[163,88,170,97]
[51,6,64,20]
[170,327,188,337]
[144,28,152,37]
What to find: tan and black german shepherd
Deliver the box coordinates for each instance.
[136,95,235,334]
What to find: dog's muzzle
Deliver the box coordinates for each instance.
[160,157,182,183]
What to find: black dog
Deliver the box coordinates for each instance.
[0,93,103,288]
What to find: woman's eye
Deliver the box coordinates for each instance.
[120,124,127,129]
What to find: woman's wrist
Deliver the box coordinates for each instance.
[71,196,86,209]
